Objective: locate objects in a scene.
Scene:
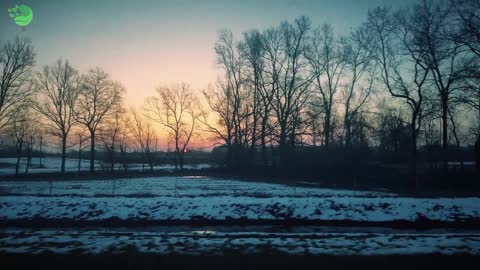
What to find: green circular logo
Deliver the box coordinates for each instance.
[8,4,33,27]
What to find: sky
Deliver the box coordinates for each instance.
[0,0,418,107]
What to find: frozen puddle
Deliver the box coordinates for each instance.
[1,226,480,255]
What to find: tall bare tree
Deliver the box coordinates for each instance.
[0,37,35,131]
[341,27,376,149]
[240,30,265,164]
[306,24,346,149]
[367,6,431,178]
[258,28,280,166]
[75,68,125,173]
[451,0,480,169]
[213,29,248,166]
[34,59,78,173]
[273,16,313,166]
[411,0,467,169]
[146,83,198,170]
[201,81,236,167]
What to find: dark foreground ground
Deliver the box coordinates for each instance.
[1,253,480,269]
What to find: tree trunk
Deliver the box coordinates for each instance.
[61,135,67,173]
[261,131,267,168]
[39,136,43,168]
[477,98,480,172]
[121,148,127,173]
[25,147,31,174]
[226,140,233,168]
[279,128,288,168]
[410,113,418,186]
[180,150,185,170]
[345,118,351,150]
[250,106,258,168]
[15,139,23,176]
[175,147,179,170]
[110,146,115,172]
[261,114,268,168]
[475,136,480,173]
[89,130,95,173]
[441,94,448,171]
[324,109,332,149]
[15,155,21,177]
[78,147,82,174]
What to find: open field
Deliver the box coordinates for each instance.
[1,176,480,261]
[0,157,210,176]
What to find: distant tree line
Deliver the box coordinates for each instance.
[0,38,200,174]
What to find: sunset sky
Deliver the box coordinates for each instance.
[0,0,416,107]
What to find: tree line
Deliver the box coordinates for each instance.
[0,42,199,174]
[1,0,479,176]
[202,0,480,175]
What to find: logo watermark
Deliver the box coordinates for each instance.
[8,4,33,28]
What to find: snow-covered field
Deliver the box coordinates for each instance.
[0,177,478,223]
[0,157,210,175]
[1,176,480,256]
[0,176,393,198]
[0,157,95,175]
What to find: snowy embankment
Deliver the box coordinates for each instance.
[0,177,479,226]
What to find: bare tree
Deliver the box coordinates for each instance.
[130,109,157,172]
[451,0,480,58]
[258,28,280,166]
[118,114,131,172]
[75,68,125,173]
[341,27,376,149]
[305,95,324,146]
[201,81,236,167]
[306,24,346,149]
[240,30,265,164]
[99,106,125,171]
[411,0,467,169]
[7,110,36,176]
[146,83,198,170]
[0,37,35,132]
[421,104,442,168]
[375,103,410,154]
[367,6,431,178]
[451,0,480,169]
[213,29,248,167]
[205,17,316,168]
[74,127,89,174]
[24,116,40,174]
[34,59,78,173]
[273,16,313,166]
